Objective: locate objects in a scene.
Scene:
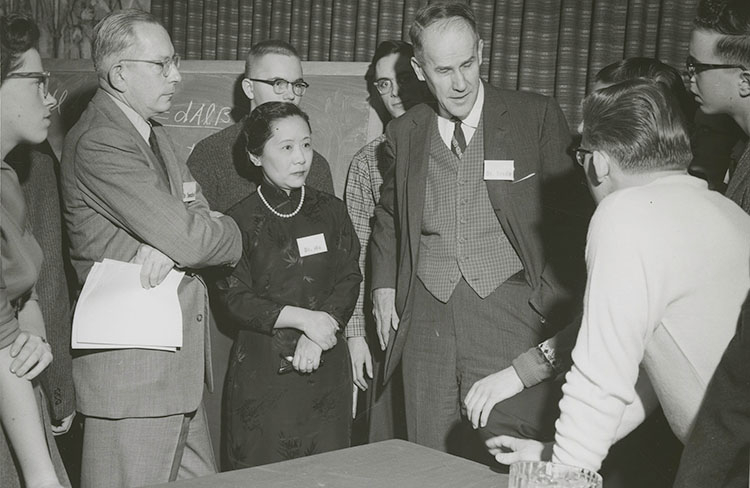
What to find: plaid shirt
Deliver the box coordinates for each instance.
[343,135,387,337]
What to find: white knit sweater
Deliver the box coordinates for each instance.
[552,174,750,470]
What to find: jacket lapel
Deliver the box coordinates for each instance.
[93,91,175,195]
[406,113,432,266]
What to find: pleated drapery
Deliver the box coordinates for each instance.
[152,0,699,123]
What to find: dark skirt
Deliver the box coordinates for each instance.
[224,329,352,469]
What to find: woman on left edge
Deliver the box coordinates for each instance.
[0,13,69,488]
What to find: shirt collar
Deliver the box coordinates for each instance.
[439,82,484,129]
[106,92,152,143]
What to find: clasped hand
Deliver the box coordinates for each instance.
[292,335,323,373]
[302,310,339,351]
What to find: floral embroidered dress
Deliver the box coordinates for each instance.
[215,183,361,468]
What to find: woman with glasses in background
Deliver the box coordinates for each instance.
[0,13,69,488]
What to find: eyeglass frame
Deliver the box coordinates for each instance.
[373,71,418,95]
[685,55,747,78]
[5,71,51,97]
[118,54,181,77]
[575,147,593,167]
[246,77,310,97]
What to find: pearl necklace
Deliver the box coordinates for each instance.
[257,185,305,218]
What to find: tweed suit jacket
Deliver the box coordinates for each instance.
[371,82,589,380]
[187,119,335,214]
[61,90,242,419]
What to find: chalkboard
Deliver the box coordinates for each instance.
[44,59,382,197]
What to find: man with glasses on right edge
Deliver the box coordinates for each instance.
[686,0,750,214]
[187,40,334,213]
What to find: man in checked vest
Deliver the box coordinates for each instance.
[370,2,590,457]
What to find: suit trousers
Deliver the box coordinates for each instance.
[402,275,560,455]
[80,402,216,488]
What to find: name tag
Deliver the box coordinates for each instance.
[182,181,197,202]
[297,233,327,257]
[484,160,515,181]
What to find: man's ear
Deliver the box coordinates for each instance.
[591,150,612,184]
[248,150,262,167]
[739,70,750,98]
[411,56,426,82]
[242,78,255,102]
[108,64,127,93]
[476,38,484,67]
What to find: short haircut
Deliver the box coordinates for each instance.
[0,14,40,84]
[409,2,479,61]
[582,79,692,173]
[595,58,694,119]
[242,101,311,157]
[694,0,750,67]
[365,40,414,86]
[92,9,161,76]
[244,40,300,78]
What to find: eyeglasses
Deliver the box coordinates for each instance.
[119,54,181,77]
[373,71,417,95]
[685,55,747,78]
[5,71,51,97]
[247,77,309,96]
[575,147,593,167]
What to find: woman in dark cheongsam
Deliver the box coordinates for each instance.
[215,102,361,469]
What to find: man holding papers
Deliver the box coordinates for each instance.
[60,9,241,488]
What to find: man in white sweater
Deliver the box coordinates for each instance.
[486,79,750,472]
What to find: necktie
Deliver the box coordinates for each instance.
[148,127,171,186]
[451,117,466,159]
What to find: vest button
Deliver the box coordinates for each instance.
[197,313,203,322]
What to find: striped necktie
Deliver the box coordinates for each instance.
[451,117,466,159]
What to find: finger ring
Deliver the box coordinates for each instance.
[307,358,313,363]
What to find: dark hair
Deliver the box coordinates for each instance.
[694,0,750,67]
[245,40,300,78]
[582,79,692,173]
[595,58,695,119]
[243,102,311,157]
[409,2,479,60]
[93,9,161,76]
[0,14,40,84]
[365,40,414,86]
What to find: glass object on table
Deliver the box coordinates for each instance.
[508,461,602,488]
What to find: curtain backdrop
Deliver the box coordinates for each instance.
[152,0,699,124]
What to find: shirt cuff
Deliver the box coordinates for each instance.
[511,345,556,388]
[345,314,366,338]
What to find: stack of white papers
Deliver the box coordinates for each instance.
[72,259,184,351]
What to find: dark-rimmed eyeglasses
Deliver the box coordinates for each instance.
[685,55,747,78]
[119,54,181,77]
[5,71,51,97]
[575,147,593,167]
[247,77,309,96]
[373,71,417,95]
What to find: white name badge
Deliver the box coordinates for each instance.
[297,233,328,257]
[182,181,197,202]
[484,160,515,181]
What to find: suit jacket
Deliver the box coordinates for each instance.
[371,82,589,380]
[673,290,750,488]
[9,142,76,421]
[61,90,242,418]
[187,119,335,214]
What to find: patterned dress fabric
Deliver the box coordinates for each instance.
[215,183,361,468]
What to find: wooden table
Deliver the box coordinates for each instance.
[148,439,508,487]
